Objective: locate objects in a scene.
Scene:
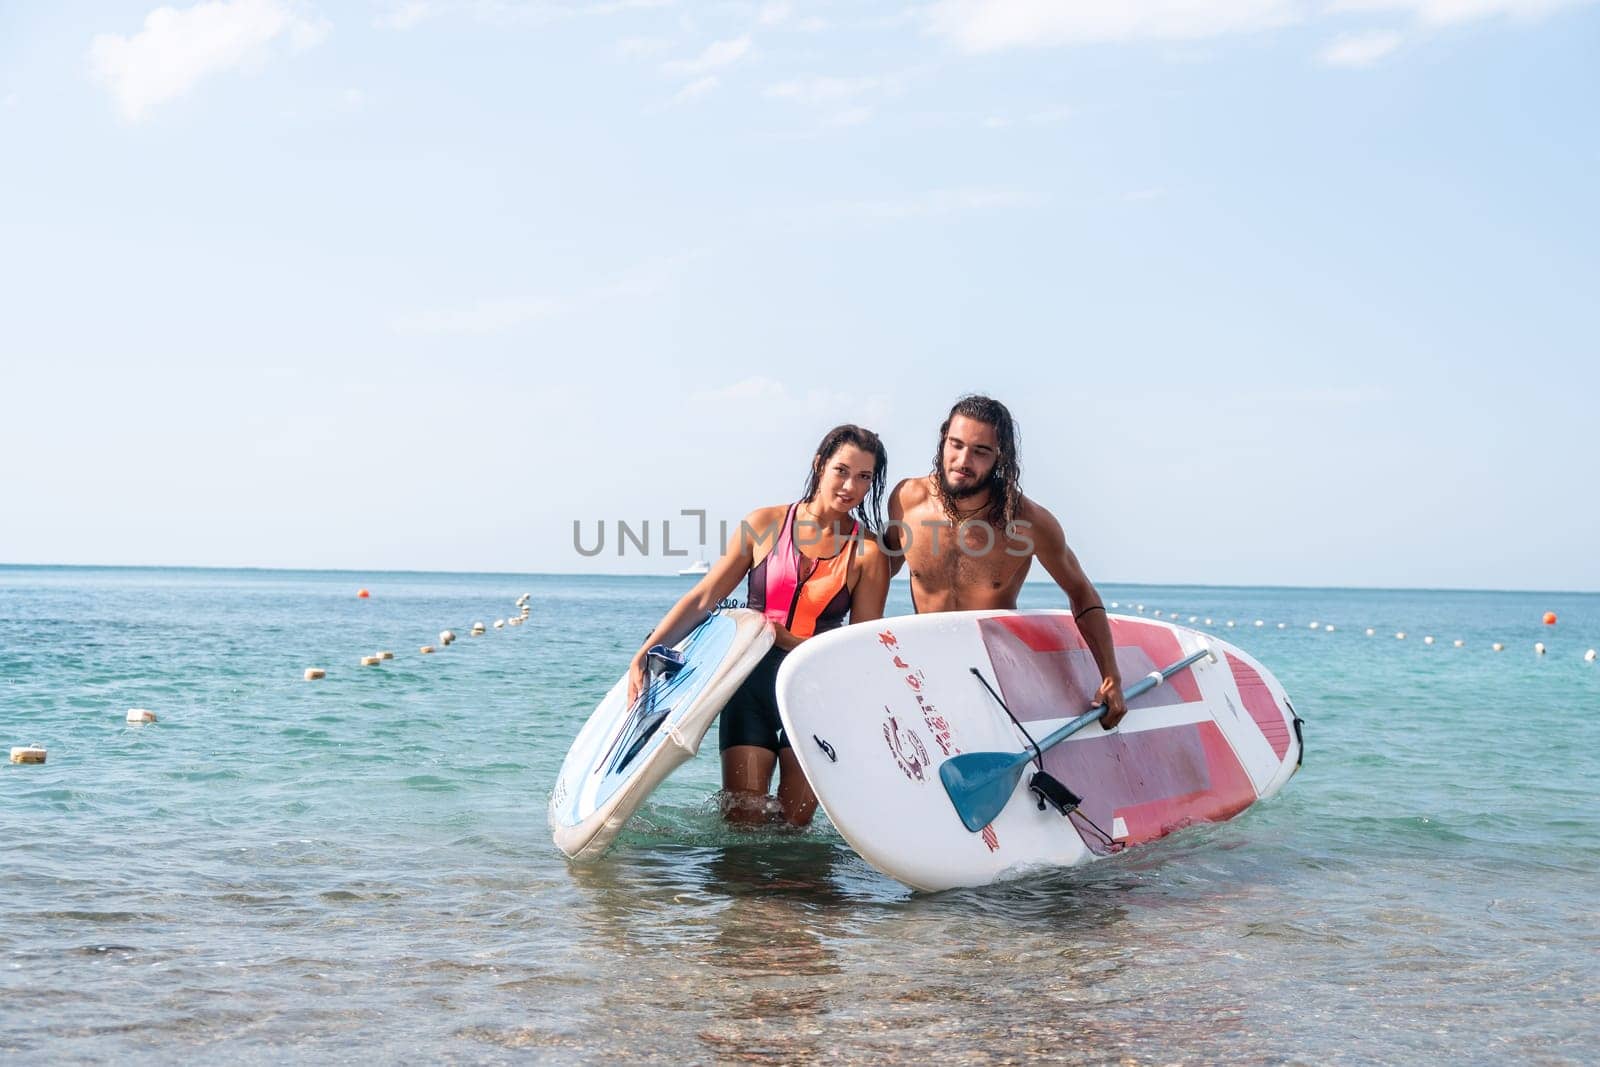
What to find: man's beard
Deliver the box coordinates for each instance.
[938,468,988,500]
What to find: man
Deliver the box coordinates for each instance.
[884,395,1128,727]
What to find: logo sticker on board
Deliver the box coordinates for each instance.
[881,708,930,783]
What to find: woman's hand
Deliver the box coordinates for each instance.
[626,650,649,706]
[772,625,802,651]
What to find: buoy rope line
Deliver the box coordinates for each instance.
[1104,602,1597,662]
[298,592,535,682]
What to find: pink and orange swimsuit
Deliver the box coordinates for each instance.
[720,503,860,752]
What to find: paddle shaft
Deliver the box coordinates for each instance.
[1023,644,1215,764]
[939,643,1215,832]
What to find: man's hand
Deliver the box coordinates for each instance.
[1096,675,1128,729]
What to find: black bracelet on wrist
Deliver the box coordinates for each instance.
[1076,605,1106,619]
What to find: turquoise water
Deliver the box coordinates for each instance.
[3,566,1597,1062]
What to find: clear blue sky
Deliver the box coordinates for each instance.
[2,1,1596,590]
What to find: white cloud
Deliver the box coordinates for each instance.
[765,74,889,104]
[616,35,670,58]
[983,103,1073,128]
[378,0,673,31]
[927,0,1592,53]
[696,376,791,407]
[663,35,752,76]
[375,1,437,30]
[671,75,721,103]
[392,296,557,335]
[1318,29,1403,65]
[928,0,1303,51]
[393,252,703,334]
[89,0,329,122]
[829,187,1043,221]
[1328,0,1592,26]
[691,377,891,428]
[757,1,792,25]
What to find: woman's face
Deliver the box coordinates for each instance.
[815,443,877,514]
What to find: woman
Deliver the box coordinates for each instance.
[626,424,891,827]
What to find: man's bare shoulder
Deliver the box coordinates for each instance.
[890,475,934,509]
[1014,495,1065,541]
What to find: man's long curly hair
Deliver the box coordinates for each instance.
[801,424,888,534]
[932,394,1022,528]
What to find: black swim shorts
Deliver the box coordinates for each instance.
[717,646,790,752]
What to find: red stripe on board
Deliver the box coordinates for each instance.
[1105,618,1202,703]
[993,615,1088,653]
[1111,722,1255,846]
[1225,652,1291,760]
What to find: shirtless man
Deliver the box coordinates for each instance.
[885,395,1128,727]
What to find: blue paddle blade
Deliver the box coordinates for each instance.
[939,750,1030,832]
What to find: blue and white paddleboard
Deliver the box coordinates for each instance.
[550,609,774,860]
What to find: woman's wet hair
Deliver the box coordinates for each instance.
[802,424,888,534]
[932,394,1022,527]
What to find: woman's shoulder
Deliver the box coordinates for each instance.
[737,503,792,543]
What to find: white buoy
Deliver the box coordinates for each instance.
[1585,649,1597,662]
[1492,642,1504,652]
[361,655,381,666]
[1396,632,1406,640]
[1153,610,1162,617]
[471,622,486,635]
[126,708,157,724]
[1309,621,1320,630]
[1423,636,1434,645]
[1110,601,1118,608]
[1226,620,1235,628]
[1325,625,1336,633]
[10,744,47,764]
[494,619,505,629]
[1278,622,1287,629]
[378,651,394,661]
[1534,642,1546,655]
[1453,640,1464,648]
[1136,604,1145,612]
[1204,618,1213,626]
[1189,616,1197,623]
[1365,628,1375,636]
[420,645,435,654]
[439,630,455,646]
[304,668,326,681]
[1254,620,1264,627]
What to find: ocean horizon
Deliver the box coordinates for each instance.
[4,560,1596,597]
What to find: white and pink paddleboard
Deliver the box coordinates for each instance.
[776,610,1303,892]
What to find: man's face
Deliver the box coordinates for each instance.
[939,415,1000,500]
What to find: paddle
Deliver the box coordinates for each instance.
[939,644,1215,832]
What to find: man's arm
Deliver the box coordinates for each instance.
[1027,502,1128,729]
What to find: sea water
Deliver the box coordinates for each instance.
[2,567,1596,1063]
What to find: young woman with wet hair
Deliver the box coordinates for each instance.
[627,424,891,826]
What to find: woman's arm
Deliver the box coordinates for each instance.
[626,507,775,704]
[848,539,891,624]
